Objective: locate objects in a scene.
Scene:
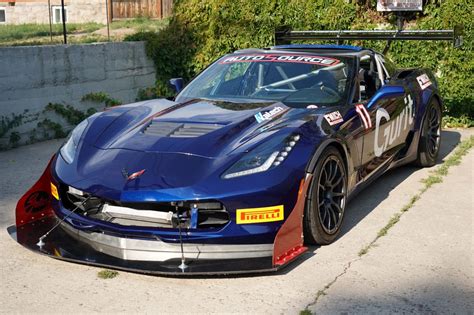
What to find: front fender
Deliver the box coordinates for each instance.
[305,137,352,177]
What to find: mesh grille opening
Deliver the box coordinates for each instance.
[58,185,229,230]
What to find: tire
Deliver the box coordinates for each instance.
[304,146,347,245]
[415,99,442,167]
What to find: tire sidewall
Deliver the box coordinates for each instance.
[304,146,347,245]
[417,99,442,167]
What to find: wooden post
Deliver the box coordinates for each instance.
[47,0,53,42]
[160,0,163,19]
[60,0,67,44]
[105,0,110,41]
[108,0,113,23]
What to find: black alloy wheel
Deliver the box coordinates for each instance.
[426,103,441,159]
[415,99,442,167]
[304,146,347,245]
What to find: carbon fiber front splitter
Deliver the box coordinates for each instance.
[8,217,283,276]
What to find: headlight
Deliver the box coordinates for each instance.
[222,134,300,179]
[60,119,89,164]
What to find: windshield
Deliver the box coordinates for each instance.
[176,53,355,108]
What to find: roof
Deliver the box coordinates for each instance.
[234,44,371,57]
[271,44,364,51]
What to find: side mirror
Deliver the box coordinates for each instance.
[169,78,184,93]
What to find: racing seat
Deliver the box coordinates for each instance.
[358,68,378,100]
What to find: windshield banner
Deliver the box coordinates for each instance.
[219,54,340,66]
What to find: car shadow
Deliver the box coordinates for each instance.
[340,129,461,236]
[272,129,462,276]
[186,130,462,279]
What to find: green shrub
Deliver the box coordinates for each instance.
[443,115,474,128]
[97,269,119,279]
[127,0,472,118]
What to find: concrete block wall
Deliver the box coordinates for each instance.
[0,41,156,148]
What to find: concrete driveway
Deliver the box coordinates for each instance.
[0,129,472,314]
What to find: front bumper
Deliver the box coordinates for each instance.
[10,155,311,275]
[60,218,273,262]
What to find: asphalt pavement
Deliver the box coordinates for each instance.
[0,129,472,314]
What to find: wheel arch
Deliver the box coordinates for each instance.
[417,91,444,130]
[303,139,350,245]
[305,139,350,176]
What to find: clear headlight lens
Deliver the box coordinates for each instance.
[60,119,89,164]
[222,134,300,179]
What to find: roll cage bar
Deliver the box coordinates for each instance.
[275,26,464,49]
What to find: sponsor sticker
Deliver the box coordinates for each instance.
[50,182,59,200]
[377,0,422,12]
[416,74,432,90]
[236,205,284,224]
[374,95,414,157]
[324,111,344,125]
[219,54,340,66]
[254,106,285,123]
[355,104,372,130]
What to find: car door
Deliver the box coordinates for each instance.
[355,54,415,181]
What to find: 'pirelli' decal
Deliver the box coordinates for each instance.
[236,205,284,224]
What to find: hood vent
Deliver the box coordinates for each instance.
[143,120,222,138]
[170,123,221,138]
[143,121,182,137]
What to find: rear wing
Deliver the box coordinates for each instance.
[275,26,464,48]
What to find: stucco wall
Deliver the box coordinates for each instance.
[0,41,156,148]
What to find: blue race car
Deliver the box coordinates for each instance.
[12,44,442,275]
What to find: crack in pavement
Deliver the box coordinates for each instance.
[303,258,359,312]
[302,135,474,314]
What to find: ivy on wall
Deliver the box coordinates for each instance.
[0,112,26,138]
[126,0,473,118]
[0,92,122,150]
[81,92,122,107]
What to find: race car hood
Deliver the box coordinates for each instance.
[87,98,298,158]
[54,98,336,198]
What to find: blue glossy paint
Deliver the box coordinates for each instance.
[366,85,405,109]
[50,47,441,249]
